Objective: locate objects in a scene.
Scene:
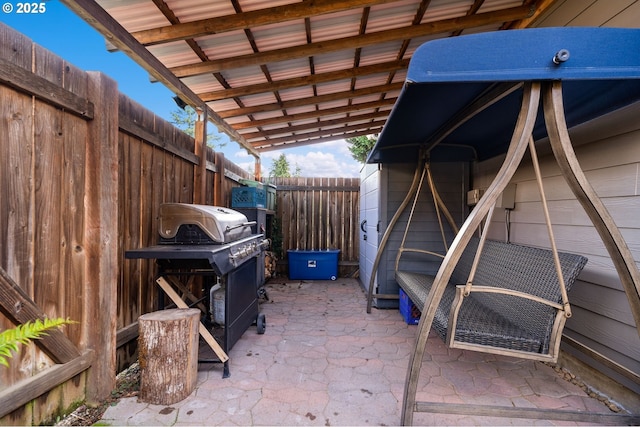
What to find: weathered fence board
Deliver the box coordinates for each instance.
[0,25,114,425]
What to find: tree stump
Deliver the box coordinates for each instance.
[138,308,200,405]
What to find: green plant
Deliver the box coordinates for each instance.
[346,135,377,163]
[271,216,283,259]
[169,105,224,150]
[269,154,292,178]
[0,317,75,367]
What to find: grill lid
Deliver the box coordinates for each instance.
[159,203,254,244]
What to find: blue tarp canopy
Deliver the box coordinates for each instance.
[367,27,640,164]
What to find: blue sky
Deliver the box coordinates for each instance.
[0,0,362,178]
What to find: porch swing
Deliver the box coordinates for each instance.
[366,27,640,425]
[390,134,588,363]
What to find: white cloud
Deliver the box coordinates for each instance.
[222,139,362,178]
[287,150,360,178]
[232,149,252,158]
[235,161,256,173]
[270,140,361,178]
[319,139,353,157]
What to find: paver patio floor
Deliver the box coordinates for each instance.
[101,278,620,426]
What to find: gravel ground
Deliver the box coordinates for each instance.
[55,362,140,426]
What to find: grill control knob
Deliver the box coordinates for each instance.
[229,238,268,267]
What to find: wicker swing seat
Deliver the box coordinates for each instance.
[396,238,587,359]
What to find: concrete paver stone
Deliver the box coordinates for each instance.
[101,279,619,426]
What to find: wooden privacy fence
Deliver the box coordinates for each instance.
[0,23,252,425]
[0,23,362,424]
[116,96,252,372]
[0,26,117,424]
[269,177,360,278]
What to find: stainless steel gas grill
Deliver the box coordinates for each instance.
[159,203,253,246]
[125,203,270,378]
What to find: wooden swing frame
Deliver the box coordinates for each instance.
[365,155,459,313]
[400,80,640,425]
[394,160,459,274]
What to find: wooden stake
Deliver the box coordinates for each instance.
[156,277,229,362]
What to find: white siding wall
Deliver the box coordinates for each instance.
[472,102,640,393]
[534,0,640,29]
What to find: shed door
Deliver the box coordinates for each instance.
[359,164,381,294]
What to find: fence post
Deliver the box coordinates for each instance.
[84,71,119,404]
[193,109,207,204]
[254,156,261,181]
[214,152,225,206]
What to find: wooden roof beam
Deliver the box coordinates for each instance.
[242,112,388,140]
[170,5,535,78]
[254,129,380,152]
[200,59,408,102]
[507,0,561,29]
[250,120,386,147]
[216,82,402,118]
[132,0,402,46]
[231,98,395,130]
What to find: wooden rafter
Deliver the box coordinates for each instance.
[132,0,402,46]
[254,128,380,152]
[232,98,395,130]
[60,0,260,158]
[66,0,562,155]
[170,5,534,78]
[216,82,403,119]
[250,120,386,148]
[200,59,408,102]
[508,0,560,29]
[243,111,388,140]
[149,0,234,95]
[451,0,486,37]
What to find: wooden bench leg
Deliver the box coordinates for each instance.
[543,81,640,334]
[401,82,542,425]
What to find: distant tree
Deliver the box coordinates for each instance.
[170,106,225,150]
[170,106,197,137]
[346,135,377,163]
[269,154,292,177]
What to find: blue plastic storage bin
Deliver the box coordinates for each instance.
[399,288,421,325]
[288,249,340,280]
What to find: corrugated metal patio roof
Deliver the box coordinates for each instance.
[61,0,556,158]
